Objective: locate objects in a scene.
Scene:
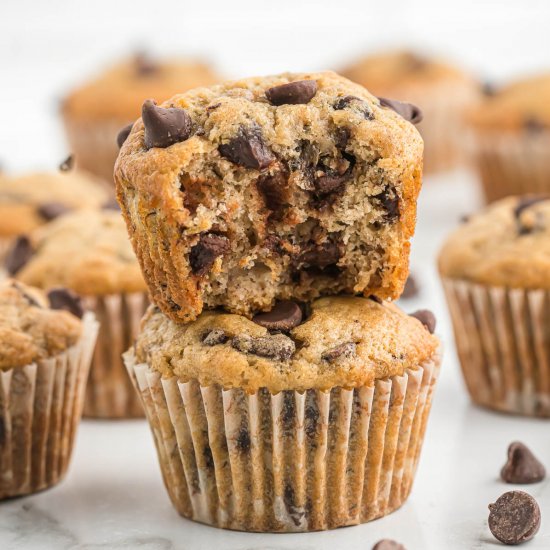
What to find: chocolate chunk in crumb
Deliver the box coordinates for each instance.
[142,99,193,149]
[333,95,374,119]
[374,187,400,222]
[232,333,295,361]
[59,155,74,172]
[37,202,71,221]
[322,342,356,362]
[252,301,303,331]
[265,80,317,106]
[219,125,275,170]
[314,172,350,197]
[257,171,289,211]
[410,310,436,334]
[296,241,342,269]
[488,490,541,545]
[501,442,546,484]
[372,540,406,550]
[47,288,84,319]
[189,233,230,276]
[378,97,423,125]
[202,328,228,346]
[5,235,34,275]
[117,123,133,148]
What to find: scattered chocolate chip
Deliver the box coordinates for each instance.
[5,235,34,275]
[524,117,546,134]
[369,295,383,304]
[117,123,133,148]
[501,442,546,484]
[102,197,121,211]
[37,202,71,221]
[296,241,342,270]
[374,187,400,221]
[410,310,436,334]
[322,342,356,362]
[265,80,317,106]
[488,491,541,545]
[401,274,419,299]
[142,99,193,149]
[202,328,228,346]
[219,125,275,170]
[232,333,295,361]
[372,540,406,550]
[134,52,159,76]
[189,233,230,276]
[333,95,374,119]
[252,301,303,331]
[47,288,84,319]
[59,155,74,172]
[257,171,289,211]
[235,427,251,452]
[378,97,423,125]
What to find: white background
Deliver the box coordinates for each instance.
[1,1,550,549]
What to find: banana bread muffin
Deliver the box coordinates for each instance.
[115,71,424,323]
[126,295,440,531]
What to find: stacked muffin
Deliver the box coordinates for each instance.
[115,71,441,532]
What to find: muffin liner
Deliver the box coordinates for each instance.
[443,277,550,416]
[0,313,98,500]
[125,351,440,532]
[82,292,148,419]
[471,131,550,203]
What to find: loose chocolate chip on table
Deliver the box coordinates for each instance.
[501,442,546,484]
[409,309,436,334]
[322,342,356,362]
[142,99,193,149]
[5,235,34,275]
[189,233,230,276]
[37,202,71,221]
[265,80,317,106]
[401,274,419,299]
[202,328,228,346]
[59,154,74,172]
[116,123,133,148]
[232,333,295,361]
[372,540,406,550]
[378,97,423,125]
[252,301,303,331]
[488,490,541,545]
[219,125,275,170]
[47,288,84,319]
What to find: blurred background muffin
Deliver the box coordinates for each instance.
[341,50,481,173]
[61,53,220,183]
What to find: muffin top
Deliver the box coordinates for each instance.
[11,209,147,296]
[469,73,550,132]
[63,55,219,122]
[134,296,439,393]
[0,170,108,237]
[439,196,550,288]
[0,280,83,370]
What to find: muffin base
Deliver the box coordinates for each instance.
[0,313,98,500]
[125,351,440,532]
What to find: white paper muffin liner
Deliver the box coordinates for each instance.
[443,277,550,416]
[0,313,98,500]
[125,351,440,532]
[82,292,148,419]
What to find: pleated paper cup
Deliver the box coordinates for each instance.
[81,292,148,419]
[443,277,550,416]
[0,313,98,500]
[125,350,440,532]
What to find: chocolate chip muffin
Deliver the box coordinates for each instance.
[126,295,440,532]
[6,209,148,418]
[0,280,98,499]
[115,71,424,323]
[342,50,480,173]
[439,195,550,415]
[468,73,550,202]
[62,53,220,182]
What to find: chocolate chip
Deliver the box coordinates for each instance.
[514,196,549,219]
[410,310,436,334]
[333,95,374,119]
[296,241,342,270]
[134,52,159,76]
[321,342,356,362]
[501,442,546,484]
[372,540,406,550]
[232,333,295,361]
[59,155,74,172]
[378,97,423,125]
[257,171,289,211]
[401,274,419,299]
[524,117,546,134]
[334,127,351,149]
[5,235,34,275]
[202,328,228,346]
[37,202,71,221]
[369,295,383,304]
[189,233,230,276]
[374,187,400,221]
[488,491,540,545]
[142,99,193,149]
[265,80,317,106]
[314,172,350,197]
[219,125,275,170]
[252,301,303,331]
[47,288,84,319]
[117,123,133,148]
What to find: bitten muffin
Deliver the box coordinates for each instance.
[342,50,480,173]
[126,295,440,532]
[115,71,424,323]
[468,73,550,202]
[6,209,148,418]
[62,54,219,182]
[439,195,550,415]
[0,280,98,499]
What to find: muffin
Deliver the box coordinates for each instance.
[125,295,440,532]
[468,73,550,202]
[6,209,148,418]
[342,50,481,173]
[0,170,108,260]
[115,71,424,323]
[439,195,550,416]
[62,54,220,183]
[0,280,98,499]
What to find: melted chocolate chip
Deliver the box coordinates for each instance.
[374,187,400,221]
[322,342,356,362]
[265,80,317,106]
[117,123,133,148]
[410,309,436,334]
[219,125,275,170]
[142,99,193,149]
[59,155,74,172]
[232,333,295,361]
[257,171,289,211]
[372,540,406,550]
[378,97,423,125]
[501,442,546,484]
[47,288,84,319]
[296,241,342,270]
[252,301,303,331]
[5,235,34,275]
[202,328,228,346]
[189,233,230,276]
[37,202,71,221]
[333,95,374,119]
[334,127,351,149]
